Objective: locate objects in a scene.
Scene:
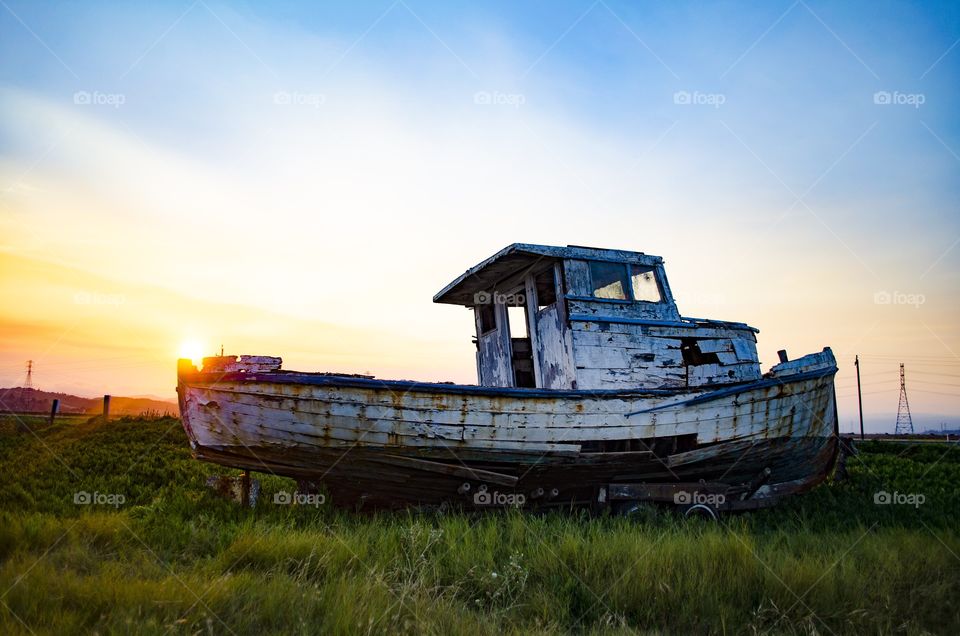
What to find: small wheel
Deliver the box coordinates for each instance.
[615,501,658,520]
[682,503,719,521]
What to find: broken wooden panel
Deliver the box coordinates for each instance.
[697,339,734,354]
[732,337,759,362]
[716,351,739,365]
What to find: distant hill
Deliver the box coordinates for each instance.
[920,428,960,436]
[0,387,178,416]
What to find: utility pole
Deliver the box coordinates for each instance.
[854,355,864,441]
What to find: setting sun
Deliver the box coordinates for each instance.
[177,339,206,367]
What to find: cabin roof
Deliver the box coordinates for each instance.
[433,243,663,305]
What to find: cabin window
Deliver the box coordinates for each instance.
[507,306,528,338]
[535,268,557,310]
[586,261,664,303]
[629,264,662,302]
[477,303,496,334]
[589,261,629,300]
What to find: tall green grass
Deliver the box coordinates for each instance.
[0,415,958,634]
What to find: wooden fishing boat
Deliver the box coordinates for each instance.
[178,244,839,514]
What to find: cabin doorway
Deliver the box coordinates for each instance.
[507,301,535,388]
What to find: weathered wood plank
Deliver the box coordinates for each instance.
[375,455,520,486]
[562,259,591,297]
[697,339,734,354]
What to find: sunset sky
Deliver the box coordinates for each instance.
[1,1,958,432]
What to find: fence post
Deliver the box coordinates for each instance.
[102,395,111,421]
[49,399,59,424]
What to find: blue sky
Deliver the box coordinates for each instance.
[3,1,957,237]
[1,1,958,430]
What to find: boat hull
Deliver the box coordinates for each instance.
[177,351,839,510]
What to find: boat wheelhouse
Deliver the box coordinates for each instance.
[434,243,761,391]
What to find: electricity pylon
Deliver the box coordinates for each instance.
[894,363,914,435]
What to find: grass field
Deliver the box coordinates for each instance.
[1,414,958,635]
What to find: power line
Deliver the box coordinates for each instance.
[909,379,960,389]
[909,388,960,398]
[912,370,960,379]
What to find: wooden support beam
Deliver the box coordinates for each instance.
[241,470,251,507]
